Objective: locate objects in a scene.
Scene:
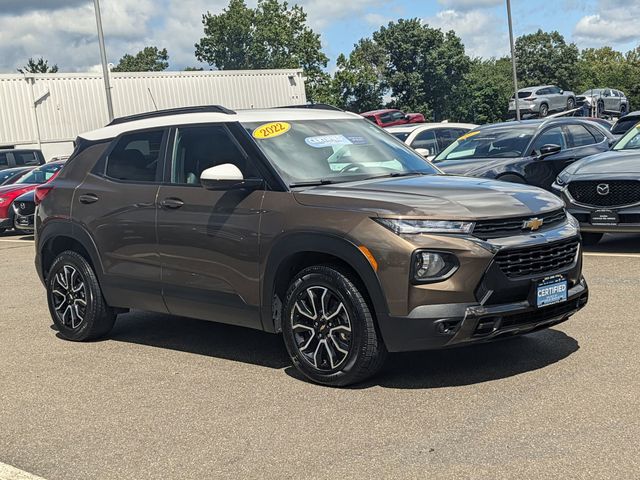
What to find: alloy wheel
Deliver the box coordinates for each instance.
[290,286,352,371]
[51,265,87,329]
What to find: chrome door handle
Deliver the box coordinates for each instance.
[79,193,99,204]
[160,198,184,209]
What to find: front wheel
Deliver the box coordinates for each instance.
[282,266,386,387]
[46,250,116,341]
[567,97,575,110]
[539,103,549,118]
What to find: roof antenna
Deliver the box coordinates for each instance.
[147,87,158,111]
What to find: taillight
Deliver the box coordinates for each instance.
[34,185,54,205]
[526,97,537,102]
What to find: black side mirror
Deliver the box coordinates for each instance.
[538,144,562,158]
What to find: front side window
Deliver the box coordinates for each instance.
[170,125,257,185]
[411,130,438,155]
[435,127,535,161]
[105,130,164,182]
[14,152,39,166]
[243,119,438,186]
[531,126,567,153]
[0,152,8,166]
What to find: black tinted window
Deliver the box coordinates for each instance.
[0,152,8,166]
[411,130,438,155]
[566,124,596,147]
[585,125,606,143]
[611,118,639,135]
[14,152,39,166]
[434,129,460,151]
[531,126,567,153]
[105,130,164,182]
[170,125,256,185]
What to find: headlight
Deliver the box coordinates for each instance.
[411,251,459,283]
[555,171,571,187]
[375,218,474,234]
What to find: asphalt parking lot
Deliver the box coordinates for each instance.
[0,232,639,479]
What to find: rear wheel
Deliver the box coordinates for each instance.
[282,265,386,387]
[539,103,549,118]
[46,250,116,341]
[567,97,575,110]
[620,104,627,116]
[581,232,603,246]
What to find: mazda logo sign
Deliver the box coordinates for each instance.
[19,203,26,210]
[596,183,610,196]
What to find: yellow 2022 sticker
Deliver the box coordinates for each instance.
[253,122,291,139]
[458,130,480,141]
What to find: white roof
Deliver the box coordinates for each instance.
[80,108,361,141]
[385,122,478,133]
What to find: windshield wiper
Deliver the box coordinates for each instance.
[360,171,428,181]
[289,179,335,187]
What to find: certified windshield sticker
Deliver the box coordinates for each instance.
[345,135,368,145]
[253,122,291,139]
[458,130,480,141]
[305,135,353,148]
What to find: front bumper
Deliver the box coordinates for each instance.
[14,213,34,232]
[0,217,11,229]
[379,277,588,352]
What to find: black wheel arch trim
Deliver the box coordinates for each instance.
[260,232,389,333]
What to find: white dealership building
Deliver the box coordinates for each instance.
[0,69,306,160]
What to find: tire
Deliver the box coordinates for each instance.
[567,97,575,110]
[620,104,627,116]
[0,228,5,235]
[581,232,603,246]
[497,174,526,184]
[282,265,387,387]
[46,250,116,341]
[597,101,605,117]
[539,103,549,118]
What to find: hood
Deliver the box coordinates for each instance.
[293,175,563,220]
[0,183,36,195]
[433,158,510,176]
[564,150,640,176]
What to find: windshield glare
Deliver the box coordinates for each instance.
[434,128,534,162]
[243,119,438,185]
[613,123,640,150]
[16,164,62,184]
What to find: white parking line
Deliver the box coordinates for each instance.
[584,252,640,258]
[0,462,47,480]
[0,239,33,243]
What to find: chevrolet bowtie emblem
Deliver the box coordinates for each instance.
[523,217,544,231]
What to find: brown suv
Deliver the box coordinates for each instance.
[35,106,588,386]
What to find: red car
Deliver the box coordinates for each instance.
[0,161,65,234]
[360,109,426,127]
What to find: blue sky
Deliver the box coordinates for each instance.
[0,0,638,72]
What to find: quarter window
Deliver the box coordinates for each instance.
[105,130,164,182]
[170,125,257,185]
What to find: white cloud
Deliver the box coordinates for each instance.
[428,9,509,59]
[573,0,640,46]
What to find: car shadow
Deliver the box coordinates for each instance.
[286,328,579,389]
[97,310,579,388]
[583,233,640,254]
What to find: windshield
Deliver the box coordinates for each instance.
[242,119,438,185]
[15,163,63,184]
[613,122,640,150]
[434,127,535,162]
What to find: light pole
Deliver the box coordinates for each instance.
[506,0,520,121]
[93,0,114,121]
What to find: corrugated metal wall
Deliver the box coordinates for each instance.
[0,69,306,146]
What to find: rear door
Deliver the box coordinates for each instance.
[156,123,265,329]
[73,128,168,312]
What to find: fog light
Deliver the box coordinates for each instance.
[412,251,458,283]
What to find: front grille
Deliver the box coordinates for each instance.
[473,209,567,239]
[494,238,579,278]
[568,180,640,207]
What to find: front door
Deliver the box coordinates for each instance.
[73,128,168,312]
[156,124,265,329]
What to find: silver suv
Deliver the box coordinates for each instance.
[576,89,629,116]
[509,85,576,118]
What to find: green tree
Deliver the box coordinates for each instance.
[331,39,387,111]
[195,0,328,101]
[18,57,58,74]
[112,46,169,72]
[515,29,579,90]
[373,19,470,121]
[455,57,513,124]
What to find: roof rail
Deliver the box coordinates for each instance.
[275,103,343,112]
[107,105,236,126]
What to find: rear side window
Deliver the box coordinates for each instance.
[0,152,8,166]
[585,125,607,143]
[566,124,596,147]
[105,130,165,182]
[14,152,39,166]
